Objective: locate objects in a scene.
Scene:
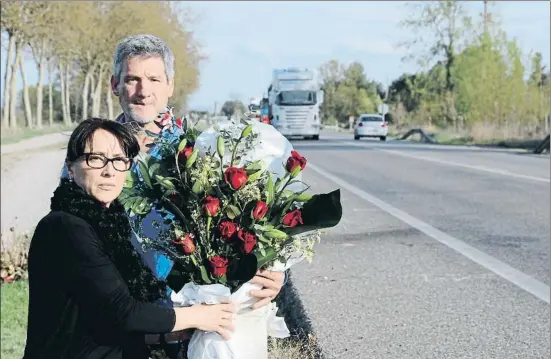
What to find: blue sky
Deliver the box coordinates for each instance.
[1,1,549,112]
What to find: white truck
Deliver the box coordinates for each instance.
[267,68,323,140]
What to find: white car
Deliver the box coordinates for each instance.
[354,114,388,141]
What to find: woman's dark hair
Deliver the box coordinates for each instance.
[66,118,140,163]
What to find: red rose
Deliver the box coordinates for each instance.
[252,201,269,220]
[219,221,237,240]
[209,256,229,277]
[179,145,194,160]
[173,233,195,255]
[203,196,220,216]
[282,209,303,227]
[238,229,257,254]
[286,150,307,173]
[224,167,248,190]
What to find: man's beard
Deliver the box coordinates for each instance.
[123,105,156,125]
[124,107,153,125]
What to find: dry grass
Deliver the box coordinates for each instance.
[1,229,32,283]
[394,121,549,150]
[269,335,320,359]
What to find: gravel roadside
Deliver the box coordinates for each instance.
[1,139,68,246]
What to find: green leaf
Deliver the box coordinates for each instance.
[126,196,141,210]
[295,193,313,202]
[281,189,343,236]
[254,247,278,269]
[248,169,264,182]
[186,149,199,168]
[148,163,160,178]
[240,124,253,138]
[257,235,271,244]
[138,160,152,188]
[240,118,250,126]
[263,229,288,239]
[256,223,274,231]
[280,195,297,214]
[199,265,212,284]
[225,205,241,219]
[274,177,285,192]
[245,161,263,174]
[291,166,302,178]
[122,199,132,213]
[266,177,275,204]
[160,179,175,190]
[124,171,137,188]
[192,181,204,194]
[281,189,295,198]
[126,197,140,213]
[135,198,150,214]
[217,136,225,157]
[177,138,188,152]
[218,275,227,285]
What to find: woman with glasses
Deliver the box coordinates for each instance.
[23,118,236,359]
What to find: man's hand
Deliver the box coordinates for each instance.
[248,270,285,310]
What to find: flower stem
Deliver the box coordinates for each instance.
[175,155,183,183]
[230,135,244,166]
[161,198,190,231]
[270,175,293,216]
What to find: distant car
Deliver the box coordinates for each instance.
[248,104,261,118]
[354,114,388,141]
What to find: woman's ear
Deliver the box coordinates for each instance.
[65,162,74,180]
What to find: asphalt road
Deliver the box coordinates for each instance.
[288,131,550,359]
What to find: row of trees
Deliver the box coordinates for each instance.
[319,1,550,140]
[1,1,201,130]
[318,61,385,126]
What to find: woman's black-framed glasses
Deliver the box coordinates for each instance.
[82,153,132,172]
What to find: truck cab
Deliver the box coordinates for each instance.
[268,68,323,140]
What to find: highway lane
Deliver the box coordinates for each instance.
[287,131,550,358]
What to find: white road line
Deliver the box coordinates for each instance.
[307,162,550,304]
[379,149,550,183]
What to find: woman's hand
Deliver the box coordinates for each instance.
[193,302,237,340]
[174,301,236,340]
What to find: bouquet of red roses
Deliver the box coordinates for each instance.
[120,119,342,292]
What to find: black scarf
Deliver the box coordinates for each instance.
[51,179,168,302]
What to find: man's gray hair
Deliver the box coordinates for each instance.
[113,34,175,83]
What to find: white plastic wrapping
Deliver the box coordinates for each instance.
[173,121,310,359]
[194,119,305,193]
